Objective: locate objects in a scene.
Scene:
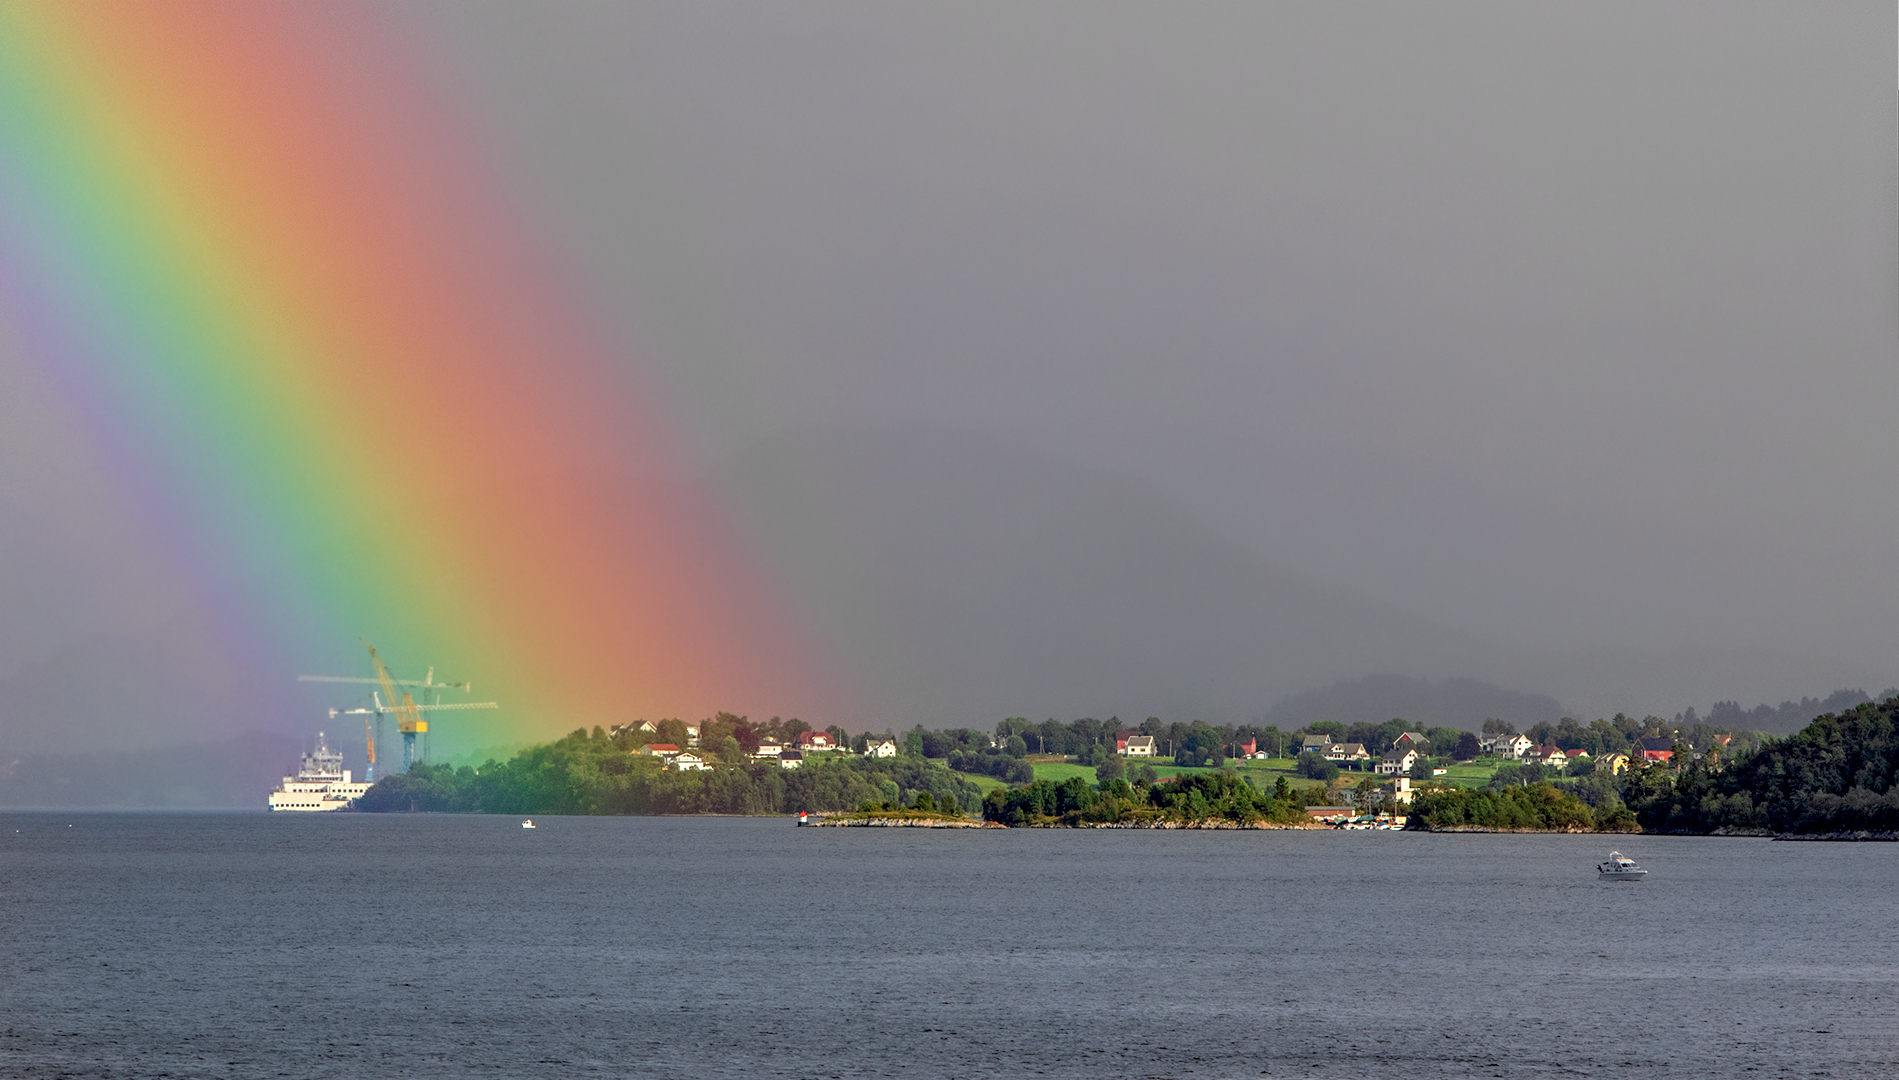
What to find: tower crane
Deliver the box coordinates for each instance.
[299,647,495,776]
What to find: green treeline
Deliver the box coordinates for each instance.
[1408,783,1636,832]
[981,771,1310,827]
[1628,697,1899,835]
[355,727,983,816]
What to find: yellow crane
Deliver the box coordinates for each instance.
[300,645,496,776]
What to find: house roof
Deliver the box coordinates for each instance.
[1565,749,1590,758]
[642,743,681,754]
[1381,747,1415,762]
[1125,735,1155,747]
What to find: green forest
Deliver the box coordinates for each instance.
[1624,697,1899,835]
[355,727,984,816]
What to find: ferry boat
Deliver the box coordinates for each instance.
[1596,851,1647,880]
[266,732,373,812]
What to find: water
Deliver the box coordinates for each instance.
[3,814,1895,1078]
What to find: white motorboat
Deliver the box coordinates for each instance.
[1597,851,1646,880]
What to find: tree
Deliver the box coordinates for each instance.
[1095,753,1125,784]
[716,735,745,765]
[1482,718,1517,737]
[1453,732,1481,760]
[1297,752,1339,781]
[911,790,935,811]
[1174,723,1227,768]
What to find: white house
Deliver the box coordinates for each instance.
[1324,742,1371,763]
[1532,745,1569,768]
[778,750,804,770]
[1482,734,1534,760]
[795,731,837,753]
[670,750,710,772]
[1391,777,1415,806]
[683,723,701,747]
[1121,735,1156,757]
[1300,734,1332,756]
[752,742,784,759]
[1376,747,1419,775]
[639,743,682,758]
[865,739,898,758]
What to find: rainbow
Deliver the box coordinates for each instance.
[0,3,839,745]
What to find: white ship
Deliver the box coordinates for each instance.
[267,732,373,812]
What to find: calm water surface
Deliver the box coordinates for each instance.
[2,813,1894,1078]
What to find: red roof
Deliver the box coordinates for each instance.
[643,743,681,754]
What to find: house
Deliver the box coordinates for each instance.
[1324,742,1370,763]
[795,731,836,753]
[1564,749,1591,764]
[1531,745,1569,767]
[1376,747,1419,775]
[670,750,710,772]
[1598,752,1630,774]
[1121,735,1156,757]
[1637,736,1676,764]
[752,742,784,759]
[778,750,804,770]
[639,743,681,758]
[1248,749,1273,760]
[1393,731,1429,751]
[865,739,898,758]
[1235,737,1257,758]
[1114,731,1134,754]
[1299,735,1332,757]
[1390,777,1415,806]
[683,723,701,747]
[1305,805,1355,822]
[1482,734,1534,760]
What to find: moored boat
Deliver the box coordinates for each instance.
[1597,851,1647,880]
[266,732,372,811]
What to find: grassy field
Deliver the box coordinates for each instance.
[953,772,1007,793]
[1434,761,1506,787]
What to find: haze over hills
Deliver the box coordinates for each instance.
[719,427,1542,727]
[1263,675,1566,732]
[719,427,1893,730]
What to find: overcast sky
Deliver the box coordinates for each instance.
[1,3,1895,756]
[398,3,1897,665]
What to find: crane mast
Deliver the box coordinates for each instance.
[364,641,430,772]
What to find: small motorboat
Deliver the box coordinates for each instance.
[521,819,536,829]
[1597,851,1646,880]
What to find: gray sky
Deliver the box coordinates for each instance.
[401,3,1897,674]
[2,3,1895,758]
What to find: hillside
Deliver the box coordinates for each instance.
[1632,697,1899,836]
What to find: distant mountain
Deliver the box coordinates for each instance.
[1264,674,1566,732]
[717,427,1554,727]
[0,730,296,809]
